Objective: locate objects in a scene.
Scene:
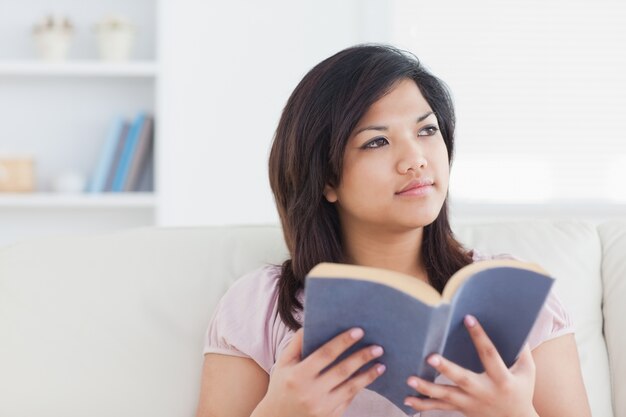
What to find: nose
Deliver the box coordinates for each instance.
[396,138,427,174]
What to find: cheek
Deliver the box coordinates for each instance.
[342,163,377,198]
[429,144,450,192]
[339,160,391,204]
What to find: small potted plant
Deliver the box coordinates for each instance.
[32,15,74,61]
[94,15,136,61]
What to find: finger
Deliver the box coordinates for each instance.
[464,314,509,383]
[330,359,386,403]
[425,353,483,397]
[277,328,304,365]
[511,343,536,377]
[302,327,365,375]
[406,376,469,408]
[403,395,458,412]
[319,344,385,388]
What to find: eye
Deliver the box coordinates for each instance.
[362,137,389,149]
[418,125,439,136]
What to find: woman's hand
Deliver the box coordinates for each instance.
[404,315,538,417]
[252,327,386,417]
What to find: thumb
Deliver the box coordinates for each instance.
[277,327,304,365]
[511,343,535,376]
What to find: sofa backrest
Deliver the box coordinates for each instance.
[453,220,614,416]
[0,221,623,417]
[0,225,288,417]
[598,221,626,417]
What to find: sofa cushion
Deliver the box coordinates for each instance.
[0,225,287,417]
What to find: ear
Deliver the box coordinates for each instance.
[323,184,338,203]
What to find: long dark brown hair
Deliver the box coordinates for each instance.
[269,44,473,330]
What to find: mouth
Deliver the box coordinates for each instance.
[396,179,435,195]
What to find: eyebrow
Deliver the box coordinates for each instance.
[353,111,436,136]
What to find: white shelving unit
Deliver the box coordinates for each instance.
[0,0,158,247]
[0,60,158,77]
[0,193,156,209]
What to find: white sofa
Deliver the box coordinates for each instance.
[0,220,624,417]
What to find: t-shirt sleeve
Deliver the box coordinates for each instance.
[202,265,292,374]
[526,288,575,350]
[471,249,575,349]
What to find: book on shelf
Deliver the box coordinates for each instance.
[111,112,146,192]
[104,121,131,192]
[301,259,554,415]
[134,148,154,192]
[88,112,154,194]
[86,116,126,193]
[123,115,154,192]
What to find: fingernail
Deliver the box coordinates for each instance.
[404,399,412,406]
[376,364,386,374]
[371,346,384,357]
[465,315,477,328]
[428,355,441,367]
[350,328,364,339]
[407,377,418,388]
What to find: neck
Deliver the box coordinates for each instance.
[341,223,428,282]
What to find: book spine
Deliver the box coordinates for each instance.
[123,115,154,192]
[417,304,451,383]
[86,116,124,193]
[135,148,154,191]
[111,113,145,192]
[104,122,130,192]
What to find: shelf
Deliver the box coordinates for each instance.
[0,192,156,209]
[0,60,158,77]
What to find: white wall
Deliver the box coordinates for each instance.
[389,0,626,204]
[157,0,391,226]
[157,0,626,227]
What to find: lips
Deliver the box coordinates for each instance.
[396,179,435,194]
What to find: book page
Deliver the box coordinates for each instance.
[309,262,442,306]
[442,259,549,302]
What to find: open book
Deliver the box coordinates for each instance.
[301,259,554,415]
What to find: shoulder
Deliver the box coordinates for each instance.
[211,264,283,330]
[526,288,575,349]
[222,264,282,302]
[203,264,293,373]
[470,248,521,262]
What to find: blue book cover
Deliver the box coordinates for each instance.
[111,112,146,192]
[302,260,554,415]
[104,122,131,192]
[124,115,154,192]
[86,116,125,193]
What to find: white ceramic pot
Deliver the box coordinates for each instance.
[34,31,72,61]
[97,29,135,61]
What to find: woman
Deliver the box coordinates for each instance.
[196,44,591,417]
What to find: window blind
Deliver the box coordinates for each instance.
[390,0,626,202]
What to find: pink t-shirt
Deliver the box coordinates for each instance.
[203,251,574,417]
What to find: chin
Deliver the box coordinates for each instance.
[406,205,443,226]
[397,213,440,230]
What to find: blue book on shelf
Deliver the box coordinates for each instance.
[104,121,131,192]
[87,116,126,193]
[111,112,146,192]
[124,115,154,192]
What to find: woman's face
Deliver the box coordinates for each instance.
[324,78,450,232]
